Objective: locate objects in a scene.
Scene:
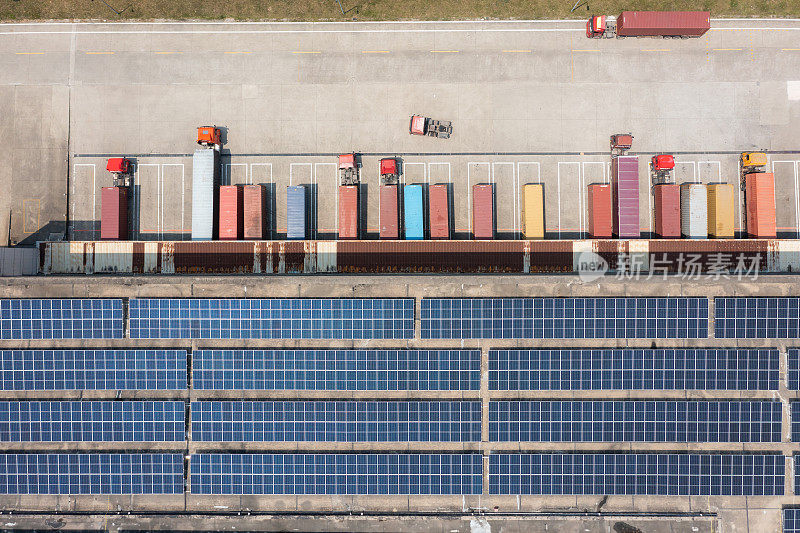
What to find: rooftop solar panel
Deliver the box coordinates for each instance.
[490,454,784,496]
[489,349,779,391]
[192,349,480,391]
[129,299,414,339]
[0,349,187,390]
[715,297,800,338]
[191,401,481,442]
[490,401,781,443]
[789,350,800,391]
[0,401,185,442]
[190,454,483,495]
[422,298,708,339]
[0,454,184,494]
[796,456,800,495]
[792,403,800,443]
[784,509,800,533]
[0,299,123,340]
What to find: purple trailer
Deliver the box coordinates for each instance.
[611,155,640,238]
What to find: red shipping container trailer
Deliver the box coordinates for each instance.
[100,187,128,240]
[587,184,612,238]
[745,173,777,238]
[339,185,359,239]
[617,11,710,37]
[429,184,450,239]
[653,183,681,238]
[612,156,640,238]
[379,185,399,239]
[472,184,494,239]
[243,184,266,240]
[219,185,243,240]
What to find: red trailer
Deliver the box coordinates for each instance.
[219,185,243,240]
[472,184,494,239]
[339,185,359,239]
[587,11,710,38]
[243,184,266,240]
[653,183,681,238]
[745,173,777,238]
[380,185,399,239]
[100,187,128,240]
[587,184,612,238]
[429,184,450,239]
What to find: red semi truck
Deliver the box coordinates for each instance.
[587,11,710,38]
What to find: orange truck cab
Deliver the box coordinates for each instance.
[197,126,221,146]
[586,15,606,37]
[409,115,427,135]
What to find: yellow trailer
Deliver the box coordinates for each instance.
[522,183,545,239]
[707,183,735,238]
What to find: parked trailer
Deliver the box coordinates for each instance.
[379,185,399,239]
[472,184,494,239]
[707,183,735,239]
[611,156,640,239]
[286,185,307,240]
[219,186,243,241]
[243,184,266,240]
[191,148,220,241]
[429,184,450,239]
[745,173,777,238]
[100,187,128,241]
[587,11,710,38]
[653,183,680,239]
[587,184,613,238]
[680,183,708,239]
[338,185,359,240]
[522,184,545,239]
[404,184,424,240]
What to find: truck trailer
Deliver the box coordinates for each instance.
[587,11,710,38]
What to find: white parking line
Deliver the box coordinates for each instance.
[674,160,698,181]
[427,162,451,185]
[249,163,273,186]
[557,162,580,238]
[581,162,606,235]
[315,162,336,236]
[223,163,248,186]
[72,163,95,239]
[698,160,722,181]
[402,162,425,186]
[517,162,541,183]
[135,163,160,239]
[772,160,800,234]
[162,163,185,238]
[467,162,491,232]
[492,162,515,234]
[289,162,312,187]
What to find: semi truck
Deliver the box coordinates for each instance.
[587,11,710,38]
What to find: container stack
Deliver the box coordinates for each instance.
[707,183,734,238]
[219,185,243,240]
[243,184,266,240]
[100,187,128,241]
[745,173,777,238]
[680,183,708,239]
[404,184,424,240]
[587,184,613,238]
[191,148,220,241]
[653,183,681,238]
[286,185,307,240]
[429,184,450,239]
[611,156,640,238]
[379,185,399,239]
[472,184,494,239]
[522,183,545,239]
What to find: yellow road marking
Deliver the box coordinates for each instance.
[292,51,321,54]
[362,50,390,54]
[571,49,599,52]
[85,51,114,55]
[782,48,800,51]
[712,48,743,51]
[431,50,460,53]
[502,49,531,53]
[15,52,45,55]
[642,49,671,52]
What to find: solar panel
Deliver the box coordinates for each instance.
[715,297,800,338]
[0,349,187,390]
[0,454,184,494]
[796,456,800,495]
[192,349,480,391]
[489,454,784,496]
[0,401,185,442]
[191,401,481,442]
[489,349,779,391]
[129,298,414,339]
[793,403,800,443]
[0,299,123,340]
[785,509,800,533]
[490,401,782,443]
[789,350,800,390]
[422,298,708,339]
[190,454,483,495]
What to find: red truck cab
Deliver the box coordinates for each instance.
[652,154,675,171]
[106,157,131,174]
[586,15,606,37]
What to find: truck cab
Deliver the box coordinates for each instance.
[586,16,606,37]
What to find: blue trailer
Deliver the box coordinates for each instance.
[404,184,424,240]
[286,185,306,240]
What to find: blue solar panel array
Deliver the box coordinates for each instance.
[0,349,187,390]
[789,350,800,390]
[715,297,800,338]
[192,349,480,391]
[191,401,481,442]
[190,454,483,495]
[792,403,800,443]
[0,454,184,494]
[489,454,784,496]
[421,298,708,339]
[0,299,123,340]
[129,298,414,339]
[489,349,779,391]
[785,509,800,533]
[0,401,185,442]
[796,456,800,495]
[489,401,782,443]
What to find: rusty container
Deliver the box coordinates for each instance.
[429,184,450,239]
[100,187,128,241]
[653,183,681,238]
[587,184,612,238]
[745,173,777,238]
[243,184,266,240]
[338,185,359,240]
[611,156,640,238]
[379,185,399,239]
[472,184,494,239]
[218,185,243,240]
